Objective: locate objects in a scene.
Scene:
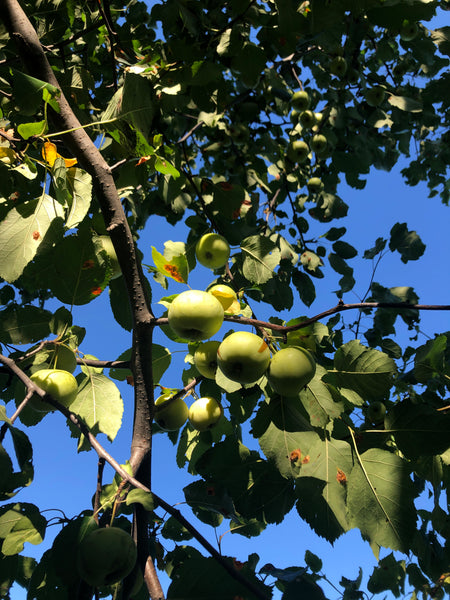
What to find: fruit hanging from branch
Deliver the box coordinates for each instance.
[168,290,224,341]
[154,392,189,431]
[193,340,221,379]
[195,233,230,269]
[77,526,137,587]
[188,396,223,431]
[217,331,271,384]
[267,347,316,396]
[29,369,78,412]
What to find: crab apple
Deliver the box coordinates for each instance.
[400,19,419,42]
[207,284,237,311]
[299,110,316,130]
[77,527,137,587]
[365,86,386,107]
[195,233,230,269]
[267,347,316,396]
[194,340,221,379]
[287,140,310,164]
[217,331,271,384]
[168,290,224,341]
[154,392,189,431]
[29,369,78,412]
[188,396,223,431]
[310,134,328,155]
[99,235,121,279]
[307,177,324,193]
[291,90,310,111]
[330,55,348,77]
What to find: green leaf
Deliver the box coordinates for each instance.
[0,196,64,283]
[63,167,93,230]
[161,516,193,541]
[0,425,33,499]
[347,449,416,557]
[16,121,47,140]
[324,340,397,401]
[0,305,52,345]
[121,69,155,142]
[0,503,46,555]
[300,366,344,428]
[241,235,281,284]
[414,334,447,383]
[385,400,450,460]
[367,553,406,596]
[10,69,60,116]
[292,270,316,307]
[152,246,189,284]
[126,489,154,511]
[388,94,423,113]
[51,515,97,585]
[71,372,123,449]
[389,223,426,263]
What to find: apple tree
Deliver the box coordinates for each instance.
[0,0,450,598]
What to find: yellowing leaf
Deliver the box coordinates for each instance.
[42,141,77,168]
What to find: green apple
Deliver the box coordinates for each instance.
[207,284,237,311]
[307,177,324,194]
[330,56,348,77]
[188,396,223,431]
[287,140,310,164]
[168,290,224,341]
[77,527,137,587]
[365,86,386,107]
[49,344,77,373]
[291,90,310,111]
[99,235,121,279]
[217,331,271,384]
[400,19,419,42]
[299,110,316,130]
[29,369,78,412]
[310,134,328,155]
[194,340,221,379]
[367,401,387,423]
[195,233,230,269]
[267,347,316,396]
[154,392,189,431]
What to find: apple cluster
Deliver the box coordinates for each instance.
[161,271,317,434]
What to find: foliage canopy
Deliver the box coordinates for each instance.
[0,0,449,599]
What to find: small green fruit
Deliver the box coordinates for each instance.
[299,110,316,129]
[195,233,230,270]
[310,134,328,155]
[330,56,348,77]
[155,393,189,431]
[188,396,223,431]
[267,347,316,396]
[77,527,137,587]
[217,331,271,384]
[399,19,419,42]
[365,86,386,107]
[29,369,78,412]
[367,401,387,423]
[194,340,221,379]
[291,90,310,111]
[287,140,310,164]
[307,177,324,193]
[168,290,224,341]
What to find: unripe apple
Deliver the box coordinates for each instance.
[154,392,189,431]
[367,401,386,423]
[329,56,348,77]
[195,233,230,269]
[291,90,310,111]
[77,527,137,587]
[399,19,419,42]
[310,134,328,156]
[299,110,316,130]
[207,284,237,311]
[188,396,223,431]
[98,235,121,279]
[307,177,324,193]
[50,344,77,373]
[365,86,386,107]
[267,347,316,396]
[29,369,78,412]
[217,331,271,384]
[287,140,310,164]
[168,290,224,341]
[194,340,221,379]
